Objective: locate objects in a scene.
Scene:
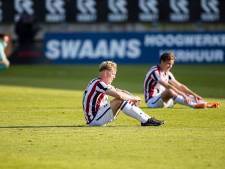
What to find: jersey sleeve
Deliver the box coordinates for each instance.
[96,81,111,93]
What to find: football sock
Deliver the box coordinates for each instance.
[120,101,150,123]
[174,95,194,107]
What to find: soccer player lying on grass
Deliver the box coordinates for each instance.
[0,34,10,70]
[144,52,219,109]
[82,60,164,126]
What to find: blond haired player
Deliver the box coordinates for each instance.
[144,52,219,109]
[82,61,164,126]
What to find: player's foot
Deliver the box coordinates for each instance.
[206,102,220,108]
[141,117,164,126]
[193,103,206,109]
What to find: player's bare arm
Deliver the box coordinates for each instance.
[159,80,184,97]
[159,79,191,103]
[106,86,140,102]
[170,79,203,101]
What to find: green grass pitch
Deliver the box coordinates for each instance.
[0,64,224,169]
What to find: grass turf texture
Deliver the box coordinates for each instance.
[0,64,224,169]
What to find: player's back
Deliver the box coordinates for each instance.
[82,78,109,124]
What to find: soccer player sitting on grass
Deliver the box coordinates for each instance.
[0,34,10,70]
[144,52,219,109]
[82,60,164,126]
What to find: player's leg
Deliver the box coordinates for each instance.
[147,89,198,108]
[90,98,164,126]
[110,98,150,121]
[147,95,164,108]
[164,98,175,108]
[110,98,123,117]
[172,92,205,108]
[89,103,115,126]
[120,100,164,126]
[160,89,199,108]
[147,90,175,108]
[89,99,124,126]
[161,89,176,102]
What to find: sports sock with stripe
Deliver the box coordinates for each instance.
[174,95,197,107]
[120,101,150,123]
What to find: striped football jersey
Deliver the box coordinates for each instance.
[83,78,112,124]
[144,65,175,103]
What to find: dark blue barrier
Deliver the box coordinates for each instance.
[44,32,225,64]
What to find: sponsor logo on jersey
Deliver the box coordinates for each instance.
[138,0,159,22]
[14,0,34,21]
[169,0,189,22]
[108,0,128,22]
[45,0,65,22]
[201,0,219,21]
[76,0,97,22]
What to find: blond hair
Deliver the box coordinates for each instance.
[160,52,176,63]
[99,61,117,72]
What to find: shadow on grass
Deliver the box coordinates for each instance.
[139,106,189,109]
[0,125,145,129]
[0,125,87,129]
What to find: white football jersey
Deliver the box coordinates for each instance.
[144,65,175,103]
[82,78,112,124]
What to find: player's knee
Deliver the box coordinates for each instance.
[111,98,123,104]
[166,89,176,97]
[161,89,175,102]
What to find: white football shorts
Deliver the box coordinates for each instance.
[89,104,115,126]
[147,94,174,108]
